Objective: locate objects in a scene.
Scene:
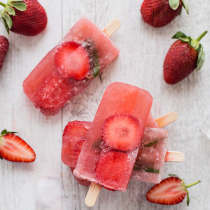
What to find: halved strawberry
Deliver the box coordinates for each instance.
[55,41,90,80]
[95,151,133,191]
[147,175,200,206]
[61,121,91,167]
[0,129,36,162]
[102,114,143,151]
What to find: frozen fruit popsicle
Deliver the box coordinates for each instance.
[132,112,178,183]
[131,127,168,184]
[61,112,179,186]
[23,17,120,116]
[73,82,153,193]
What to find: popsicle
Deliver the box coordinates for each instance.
[61,112,179,186]
[23,17,120,116]
[73,82,153,192]
[131,127,168,184]
[132,112,178,183]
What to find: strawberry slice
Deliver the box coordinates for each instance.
[55,41,90,80]
[61,121,91,167]
[95,151,133,191]
[102,114,143,151]
[146,175,200,206]
[0,130,36,162]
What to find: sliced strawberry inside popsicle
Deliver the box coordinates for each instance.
[61,121,90,167]
[95,151,133,190]
[55,41,90,80]
[102,114,143,151]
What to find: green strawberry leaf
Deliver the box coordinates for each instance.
[1,129,17,136]
[182,0,189,15]
[83,40,100,78]
[144,137,165,147]
[172,31,187,39]
[179,7,182,15]
[9,2,26,11]
[1,17,9,33]
[186,191,190,206]
[143,167,160,174]
[2,11,12,28]
[196,46,205,71]
[1,129,8,135]
[92,49,100,77]
[0,156,3,159]
[179,37,190,43]
[169,0,180,10]
[5,6,15,16]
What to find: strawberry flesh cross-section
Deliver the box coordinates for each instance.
[55,41,90,80]
[102,114,143,151]
[95,151,133,191]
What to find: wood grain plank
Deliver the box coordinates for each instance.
[0,0,209,209]
[0,0,63,209]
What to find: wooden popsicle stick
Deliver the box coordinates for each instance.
[155,112,178,128]
[85,111,179,206]
[85,183,102,207]
[165,151,185,162]
[154,112,184,162]
[103,19,121,38]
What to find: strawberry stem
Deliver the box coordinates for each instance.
[0,2,6,7]
[196,31,208,42]
[185,180,201,189]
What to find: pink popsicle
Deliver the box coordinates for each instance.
[73,82,153,191]
[23,17,120,116]
[131,127,168,184]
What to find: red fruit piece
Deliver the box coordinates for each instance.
[61,121,91,168]
[0,36,9,71]
[140,0,184,28]
[55,41,90,80]
[164,31,207,84]
[102,114,142,151]
[146,175,200,206]
[0,130,36,162]
[1,0,47,36]
[33,70,91,116]
[164,40,198,84]
[70,167,90,186]
[95,151,133,191]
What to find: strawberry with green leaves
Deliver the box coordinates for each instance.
[0,0,47,36]
[141,0,189,28]
[0,129,36,162]
[147,174,200,206]
[164,31,207,84]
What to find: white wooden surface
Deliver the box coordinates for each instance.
[0,0,209,209]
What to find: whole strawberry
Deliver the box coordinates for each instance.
[0,35,9,71]
[147,175,200,206]
[164,31,207,84]
[141,0,189,28]
[0,0,47,36]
